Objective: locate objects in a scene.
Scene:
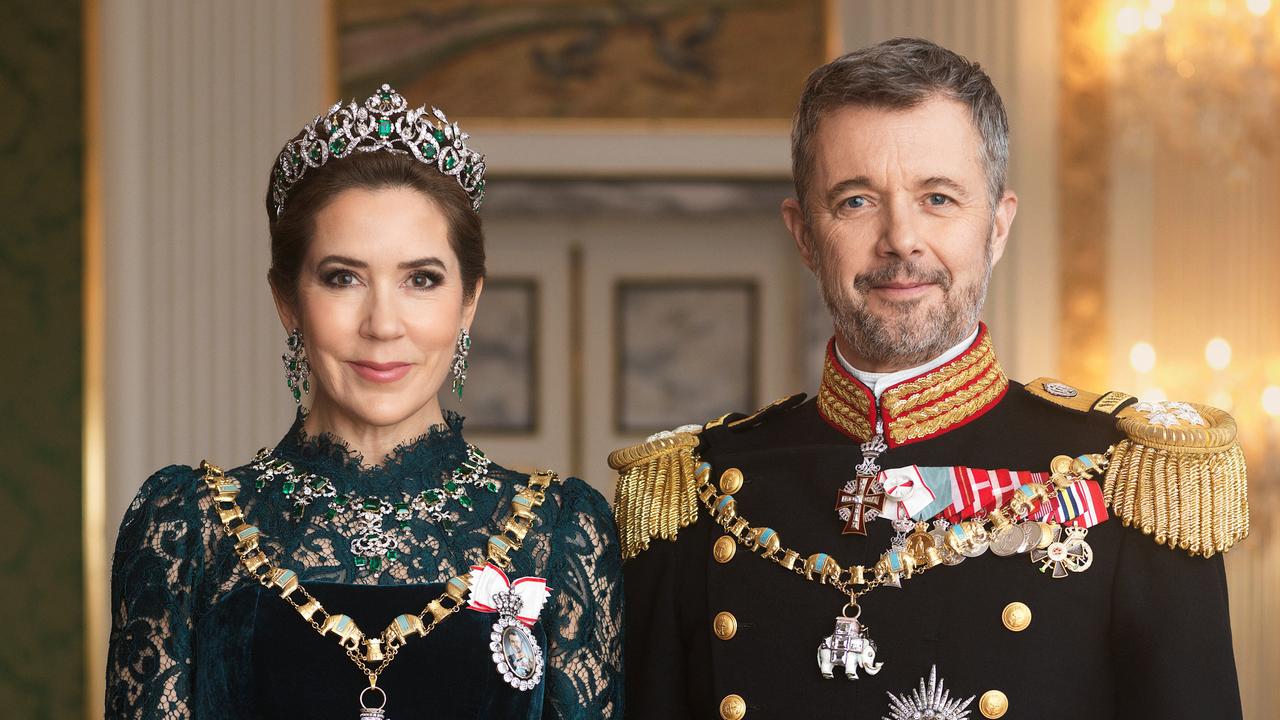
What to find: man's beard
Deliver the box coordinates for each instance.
[814,241,993,370]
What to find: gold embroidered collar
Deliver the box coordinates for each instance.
[816,324,1008,447]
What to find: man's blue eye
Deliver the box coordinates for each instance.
[844,196,866,209]
[928,194,950,206]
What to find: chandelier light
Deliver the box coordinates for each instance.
[1112,0,1280,171]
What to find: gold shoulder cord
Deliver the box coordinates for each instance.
[609,432,701,560]
[1106,403,1249,557]
[611,397,810,560]
[199,461,556,699]
[1026,378,1250,557]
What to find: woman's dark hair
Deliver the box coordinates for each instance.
[266,151,485,305]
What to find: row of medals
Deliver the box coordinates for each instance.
[841,434,1092,579]
[816,437,1093,691]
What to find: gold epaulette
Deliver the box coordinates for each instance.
[609,427,703,561]
[1107,400,1249,557]
[1026,378,1249,557]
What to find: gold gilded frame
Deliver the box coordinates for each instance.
[325,0,843,178]
[1056,0,1110,390]
[83,0,106,716]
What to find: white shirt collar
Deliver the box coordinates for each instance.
[835,326,981,403]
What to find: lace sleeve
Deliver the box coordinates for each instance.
[106,465,206,719]
[542,478,625,719]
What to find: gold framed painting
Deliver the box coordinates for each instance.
[334,0,835,130]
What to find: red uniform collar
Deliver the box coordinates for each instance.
[816,323,1008,447]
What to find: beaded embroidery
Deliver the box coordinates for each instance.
[250,443,496,573]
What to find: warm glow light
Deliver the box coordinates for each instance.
[1142,387,1169,403]
[1207,390,1234,411]
[1118,7,1143,34]
[1205,337,1232,370]
[1143,8,1164,29]
[1262,386,1280,416]
[1130,342,1157,374]
[1151,0,1175,13]
[1247,0,1272,17]
[1177,60,1196,78]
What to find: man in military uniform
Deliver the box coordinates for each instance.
[613,38,1246,719]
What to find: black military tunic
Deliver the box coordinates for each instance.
[618,329,1243,720]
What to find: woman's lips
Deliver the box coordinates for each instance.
[348,361,412,383]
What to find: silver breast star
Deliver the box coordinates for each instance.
[883,665,975,720]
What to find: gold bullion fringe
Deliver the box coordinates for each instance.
[1104,408,1250,558]
[609,432,701,561]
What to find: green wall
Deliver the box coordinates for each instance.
[0,1,85,718]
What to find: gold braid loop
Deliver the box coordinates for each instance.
[881,334,996,414]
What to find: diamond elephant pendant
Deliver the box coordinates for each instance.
[817,609,884,680]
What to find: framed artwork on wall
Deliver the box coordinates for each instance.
[331,1,837,175]
[613,279,759,433]
[334,0,830,123]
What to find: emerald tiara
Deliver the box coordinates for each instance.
[269,84,486,218]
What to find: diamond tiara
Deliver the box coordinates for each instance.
[269,84,486,218]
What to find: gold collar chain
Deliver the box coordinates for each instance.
[199,460,556,692]
[695,450,1110,605]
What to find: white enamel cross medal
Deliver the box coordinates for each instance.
[1029,525,1093,578]
[467,562,550,690]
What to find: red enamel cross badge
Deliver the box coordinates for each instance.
[835,473,885,535]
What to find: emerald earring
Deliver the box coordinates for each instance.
[283,328,311,404]
[450,328,471,398]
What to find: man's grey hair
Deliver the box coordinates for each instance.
[791,37,1009,212]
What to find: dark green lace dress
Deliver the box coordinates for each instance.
[106,413,623,719]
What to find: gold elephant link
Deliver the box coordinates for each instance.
[320,613,365,651]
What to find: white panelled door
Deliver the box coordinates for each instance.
[471,213,804,496]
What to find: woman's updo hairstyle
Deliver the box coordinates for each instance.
[266,150,486,306]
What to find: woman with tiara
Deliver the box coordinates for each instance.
[106,86,623,719]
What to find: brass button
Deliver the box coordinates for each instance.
[713,535,737,563]
[719,468,744,494]
[1001,601,1031,632]
[713,611,738,640]
[719,693,746,720]
[979,689,1008,718]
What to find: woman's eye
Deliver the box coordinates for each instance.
[927,193,951,207]
[843,196,867,209]
[326,270,358,287]
[408,272,442,289]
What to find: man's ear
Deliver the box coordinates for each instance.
[988,190,1018,267]
[782,197,818,273]
[269,276,300,334]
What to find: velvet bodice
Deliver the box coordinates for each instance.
[107,413,623,719]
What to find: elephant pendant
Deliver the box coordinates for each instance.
[817,615,884,680]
